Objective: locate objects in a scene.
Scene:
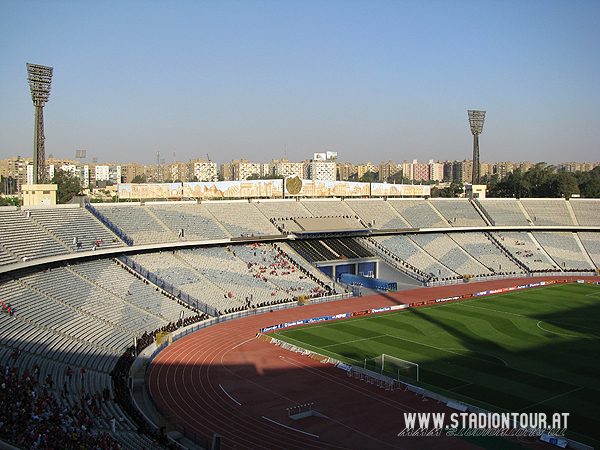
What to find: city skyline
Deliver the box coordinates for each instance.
[1,1,599,166]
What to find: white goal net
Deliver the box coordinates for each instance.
[368,354,419,382]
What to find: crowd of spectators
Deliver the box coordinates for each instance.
[110,314,210,450]
[0,364,120,449]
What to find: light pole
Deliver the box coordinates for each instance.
[468,110,486,185]
[27,63,53,184]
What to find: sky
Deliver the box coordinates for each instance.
[1,0,599,167]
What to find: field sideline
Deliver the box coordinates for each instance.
[270,283,600,447]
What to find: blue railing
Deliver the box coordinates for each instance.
[117,254,219,317]
[84,201,134,246]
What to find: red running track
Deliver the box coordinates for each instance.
[147,276,598,450]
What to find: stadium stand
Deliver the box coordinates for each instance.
[387,199,451,228]
[448,232,524,274]
[372,235,457,280]
[29,205,125,251]
[0,208,71,261]
[92,204,179,245]
[131,250,244,314]
[570,199,600,226]
[532,231,594,271]
[428,198,488,227]
[70,259,195,324]
[344,198,411,229]
[520,198,576,226]
[254,198,312,220]
[579,232,600,267]
[146,202,230,240]
[0,245,18,266]
[487,231,557,272]
[408,233,491,276]
[204,200,280,236]
[1,197,599,449]
[476,199,531,226]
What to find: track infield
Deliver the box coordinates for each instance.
[270,282,600,447]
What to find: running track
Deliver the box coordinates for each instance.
[148,276,598,450]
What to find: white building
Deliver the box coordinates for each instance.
[306,161,336,181]
[429,160,444,182]
[192,160,218,182]
[95,165,122,185]
[273,159,304,178]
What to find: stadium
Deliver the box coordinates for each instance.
[1,196,599,450]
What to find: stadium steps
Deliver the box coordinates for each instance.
[144,207,182,240]
[516,200,534,223]
[14,302,123,356]
[406,235,459,277]
[470,199,493,226]
[65,265,169,324]
[199,204,234,238]
[446,233,496,273]
[0,243,19,266]
[17,278,138,344]
[484,232,530,273]
[171,251,245,306]
[527,232,564,271]
[27,214,75,253]
[427,200,462,226]
[573,232,596,268]
[565,200,580,225]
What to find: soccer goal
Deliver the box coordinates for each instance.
[367,354,419,382]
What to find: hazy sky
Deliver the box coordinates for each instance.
[1,0,599,166]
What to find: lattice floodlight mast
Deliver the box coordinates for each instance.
[468,110,485,185]
[27,63,53,184]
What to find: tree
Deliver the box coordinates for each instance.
[358,171,378,183]
[522,163,555,197]
[131,174,147,183]
[0,196,21,207]
[51,169,82,204]
[580,178,600,198]
[551,172,580,198]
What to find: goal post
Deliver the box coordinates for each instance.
[366,354,419,382]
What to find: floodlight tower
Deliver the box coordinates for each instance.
[468,110,486,185]
[27,63,53,184]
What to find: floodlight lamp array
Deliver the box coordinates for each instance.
[27,63,53,105]
[468,110,486,135]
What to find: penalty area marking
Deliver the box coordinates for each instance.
[219,384,241,406]
[536,321,590,338]
[262,416,319,438]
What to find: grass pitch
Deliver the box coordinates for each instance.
[270,283,600,447]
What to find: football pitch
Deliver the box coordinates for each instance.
[269,283,600,447]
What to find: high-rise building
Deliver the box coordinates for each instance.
[95,165,122,185]
[272,159,304,178]
[453,159,473,183]
[336,162,358,181]
[357,162,378,179]
[0,156,31,191]
[190,159,218,182]
[378,161,401,182]
[307,161,336,181]
[121,163,147,183]
[428,160,444,182]
[494,162,517,179]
